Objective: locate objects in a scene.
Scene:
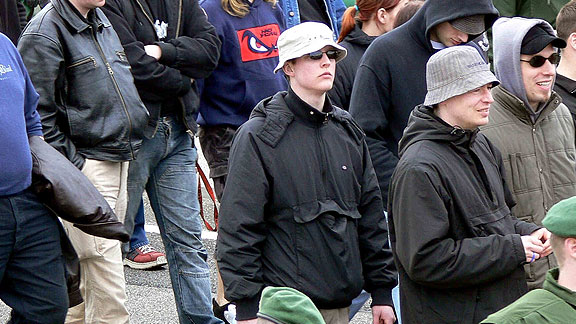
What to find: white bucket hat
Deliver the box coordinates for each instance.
[274,22,347,73]
[424,46,499,106]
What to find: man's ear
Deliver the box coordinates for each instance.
[569,32,576,50]
[283,62,295,77]
[566,237,576,259]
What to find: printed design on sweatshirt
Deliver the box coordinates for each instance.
[0,64,14,80]
[236,23,280,62]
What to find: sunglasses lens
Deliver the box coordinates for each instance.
[529,56,546,67]
[308,51,323,60]
[550,53,561,65]
[326,50,339,60]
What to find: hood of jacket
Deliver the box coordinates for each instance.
[493,17,558,111]
[343,23,376,47]
[398,105,478,158]
[401,0,499,53]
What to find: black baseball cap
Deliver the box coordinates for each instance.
[521,25,566,55]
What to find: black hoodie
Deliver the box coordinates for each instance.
[349,0,499,206]
[329,23,376,110]
[388,105,540,324]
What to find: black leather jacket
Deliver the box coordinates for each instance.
[18,0,149,169]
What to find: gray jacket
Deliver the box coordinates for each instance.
[18,0,149,168]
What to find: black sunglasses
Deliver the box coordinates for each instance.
[520,52,561,68]
[307,50,341,60]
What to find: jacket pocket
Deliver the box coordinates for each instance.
[66,56,97,71]
[468,206,511,236]
[508,153,529,192]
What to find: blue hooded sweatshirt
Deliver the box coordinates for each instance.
[198,0,287,127]
[0,33,43,196]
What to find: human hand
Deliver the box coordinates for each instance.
[521,235,544,263]
[237,319,257,324]
[372,305,396,324]
[531,228,552,257]
[144,44,162,60]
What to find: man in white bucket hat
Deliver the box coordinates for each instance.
[388,45,547,324]
[217,22,398,324]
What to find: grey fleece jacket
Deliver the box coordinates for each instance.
[493,17,559,117]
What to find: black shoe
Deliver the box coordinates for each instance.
[213,299,232,324]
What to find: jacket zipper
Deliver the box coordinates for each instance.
[66,57,96,69]
[135,0,156,38]
[89,26,135,160]
[317,117,330,197]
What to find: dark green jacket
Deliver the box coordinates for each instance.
[481,268,576,323]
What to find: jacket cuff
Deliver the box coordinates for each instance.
[156,41,177,66]
[511,234,528,265]
[235,293,262,321]
[370,287,394,307]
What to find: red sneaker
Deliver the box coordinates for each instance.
[124,244,167,270]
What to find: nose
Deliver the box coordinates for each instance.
[541,59,556,76]
[482,87,494,103]
[320,52,332,67]
[456,31,468,43]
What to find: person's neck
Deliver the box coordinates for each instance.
[68,0,91,18]
[362,20,384,37]
[558,263,576,291]
[290,85,326,112]
[557,51,576,81]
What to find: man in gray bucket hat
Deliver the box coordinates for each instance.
[388,45,547,324]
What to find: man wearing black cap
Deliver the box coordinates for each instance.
[481,17,576,290]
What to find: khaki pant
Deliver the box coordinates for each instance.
[319,307,350,324]
[63,160,130,324]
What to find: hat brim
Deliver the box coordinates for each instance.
[274,42,347,73]
[424,70,499,106]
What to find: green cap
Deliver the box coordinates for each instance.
[257,287,326,324]
[543,196,576,237]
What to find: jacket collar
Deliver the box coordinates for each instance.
[492,85,562,125]
[50,0,110,33]
[556,73,576,94]
[284,87,333,127]
[544,268,576,308]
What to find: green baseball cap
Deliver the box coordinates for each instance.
[543,196,576,237]
[257,287,326,324]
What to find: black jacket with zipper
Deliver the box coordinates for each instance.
[102,0,220,137]
[216,90,397,320]
[18,0,149,169]
[388,105,540,324]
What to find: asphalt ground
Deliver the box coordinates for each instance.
[0,139,373,323]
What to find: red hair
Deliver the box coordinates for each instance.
[338,0,401,42]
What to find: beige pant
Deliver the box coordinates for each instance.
[319,307,350,324]
[63,159,130,324]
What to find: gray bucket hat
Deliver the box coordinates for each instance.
[424,46,499,106]
[274,22,347,73]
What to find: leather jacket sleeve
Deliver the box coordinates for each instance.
[18,33,85,169]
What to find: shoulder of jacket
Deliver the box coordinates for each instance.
[251,93,295,148]
[331,107,365,144]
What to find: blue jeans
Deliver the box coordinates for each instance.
[129,200,149,251]
[126,117,222,324]
[0,189,68,324]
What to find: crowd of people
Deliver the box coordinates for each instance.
[2,0,576,323]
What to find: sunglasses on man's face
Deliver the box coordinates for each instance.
[307,50,342,60]
[520,52,561,68]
